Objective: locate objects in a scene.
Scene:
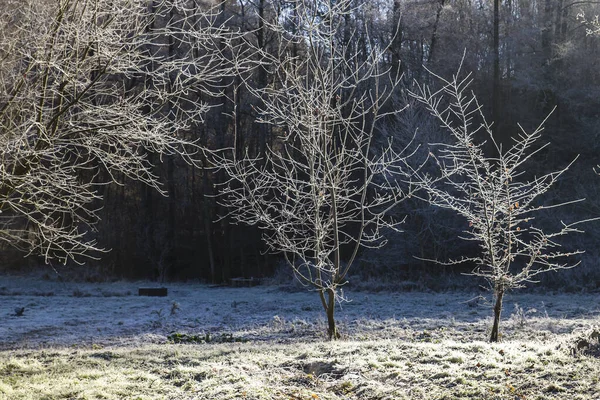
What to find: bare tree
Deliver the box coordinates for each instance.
[408,63,596,342]
[0,0,232,264]
[213,0,413,339]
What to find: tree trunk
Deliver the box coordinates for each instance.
[143,156,156,278]
[163,155,175,283]
[490,288,504,342]
[162,2,177,284]
[391,0,403,78]
[320,288,340,340]
[541,0,554,64]
[428,0,445,65]
[505,0,512,80]
[492,0,501,142]
[256,0,267,160]
[202,169,216,283]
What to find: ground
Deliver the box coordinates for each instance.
[0,273,599,399]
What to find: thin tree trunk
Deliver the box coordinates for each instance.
[492,0,501,141]
[142,0,157,280]
[559,2,568,43]
[143,167,157,278]
[256,0,267,160]
[553,0,565,74]
[201,165,216,283]
[490,287,504,342]
[391,0,403,78]
[163,2,177,284]
[320,288,340,340]
[541,0,554,63]
[505,0,512,80]
[428,0,445,65]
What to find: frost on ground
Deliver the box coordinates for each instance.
[1,274,599,399]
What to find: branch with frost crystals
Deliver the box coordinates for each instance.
[406,60,599,292]
[0,0,236,263]
[210,0,415,299]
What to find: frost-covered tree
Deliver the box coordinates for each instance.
[213,0,413,340]
[0,0,231,263]
[408,64,596,342]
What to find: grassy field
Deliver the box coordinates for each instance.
[1,275,599,399]
[2,334,599,399]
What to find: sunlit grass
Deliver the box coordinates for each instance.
[1,334,599,400]
[1,276,599,399]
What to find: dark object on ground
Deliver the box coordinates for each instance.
[231,300,248,308]
[138,287,168,297]
[570,329,600,357]
[14,307,25,317]
[230,277,261,287]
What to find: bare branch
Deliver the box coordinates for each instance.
[0,0,235,263]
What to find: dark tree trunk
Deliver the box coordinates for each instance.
[197,112,216,283]
[143,163,156,277]
[256,0,268,160]
[428,0,445,65]
[492,0,502,142]
[391,0,403,78]
[320,288,340,340]
[202,169,216,283]
[505,0,512,80]
[490,288,505,342]
[163,2,177,283]
[553,0,565,74]
[541,0,554,63]
[163,156,175,283]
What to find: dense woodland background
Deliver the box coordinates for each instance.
[2,0,600,290]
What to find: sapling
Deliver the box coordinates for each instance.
[213,0,414,339]
[408,63,596,342]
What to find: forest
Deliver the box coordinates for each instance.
[1,0,600,290]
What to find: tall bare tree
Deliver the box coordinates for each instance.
[0,0,232,264]
[213,0,414,339]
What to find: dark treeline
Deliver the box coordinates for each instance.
[4,0,600,288]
